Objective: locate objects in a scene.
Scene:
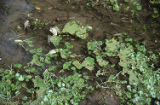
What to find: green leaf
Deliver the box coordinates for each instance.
[105,39,120,56]
[32,76,45,88]
[96,56,109,67]
[87,41,102,55]
[48,66,56,71]
[14,64,22,69]
[136,5,142,11]
[65,42,73,49]
[71,66,76,71]
[29,55,42,66]
[18,75,24,81]
[72,60,82,69]
[22,96,28,101]
[62,21,92,39]
[82,57,95,71]
[63,61,72,70]
[48,35,62,46]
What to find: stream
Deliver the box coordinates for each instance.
[0,0,31,67]
[0,0,159,104]
[0,0,120,104]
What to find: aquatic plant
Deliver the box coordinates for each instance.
[0,67,33,101]
[150,0,160,4]
[1,12,160,105]
[48,35,62,46]
[30,71,93,105]
[72,60,82,70]
[62,21,92,39]
[86,0,120,11]
[82,57,95,71]
[88,38,160,105]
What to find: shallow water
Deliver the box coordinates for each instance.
[0,0,153,67]
[0,0,31,67]
[0,0,121,104]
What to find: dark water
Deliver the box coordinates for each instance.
[0,0,31,67]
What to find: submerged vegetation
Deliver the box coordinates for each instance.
[0,0,160,105]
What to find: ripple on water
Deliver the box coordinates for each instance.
[0,0,32,67]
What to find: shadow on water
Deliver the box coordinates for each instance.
[0,0,32,67]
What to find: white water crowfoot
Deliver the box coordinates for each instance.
[24,20,30,29]
[49,27,58,36]
[48,49,56,54]
[14,39,23,43]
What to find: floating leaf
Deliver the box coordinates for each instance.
[48,36,62,46]
[87,41,102,55]
[72,60,82,69]
[62,21,92,39]
[48,66,56,71]
[18,75,24,81]
[63,61,72,70]
[59,49,69,59]
[105,39,120,56]
[14,64,22,69]
[82,57,95,71]
[32,76,45,88]
[96,56,109,67]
